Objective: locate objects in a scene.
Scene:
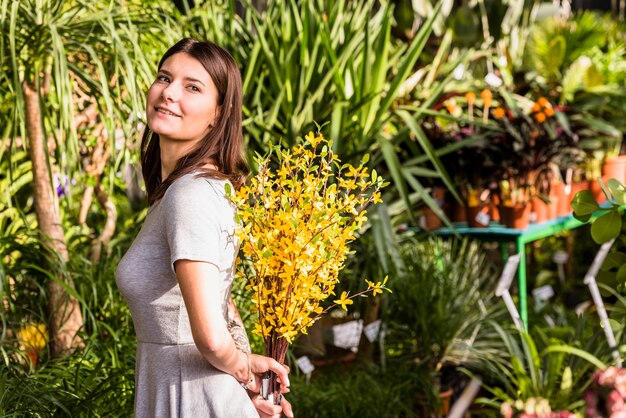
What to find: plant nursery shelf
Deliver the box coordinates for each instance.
[431,205,617,330]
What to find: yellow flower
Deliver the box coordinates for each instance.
[17,322,47,350]
[333,291,354,311]
[366,276,390,296]
[231,132,387,345]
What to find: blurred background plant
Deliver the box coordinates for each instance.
[2,0,626,416]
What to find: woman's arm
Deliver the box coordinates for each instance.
[176,259,289,390]
[227,296,252,353]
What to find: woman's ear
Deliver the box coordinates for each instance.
[211,105,222,127]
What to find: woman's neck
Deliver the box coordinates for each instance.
[159,138,198,181]
[159,137,218,181]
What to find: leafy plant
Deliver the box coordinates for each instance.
[384,237,499,376]
[472,325,608,415]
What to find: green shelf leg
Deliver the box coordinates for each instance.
[517,238,528,331]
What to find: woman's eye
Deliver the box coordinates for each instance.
[156,75,169,82]
[188,85,200,92]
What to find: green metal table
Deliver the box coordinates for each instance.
[433,214,590,330]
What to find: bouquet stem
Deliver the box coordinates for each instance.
[262,337,289,405]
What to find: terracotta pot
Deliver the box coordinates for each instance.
[439,389,453,417]
[423,207,442,231]
[547,191,558,220]
[490,195,501,222]
[569,180,590,205]
[449,200,467,223]
[589,179,606,203]
[466,205,490,228]
[500,203,531,229]
[553,182,570,217]
[531,197,549,224]
[602,155,626,185]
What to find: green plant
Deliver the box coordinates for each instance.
[287,361,428,418]
[384,237,500,377]
[471,325,608,415]
[1,0,163,355]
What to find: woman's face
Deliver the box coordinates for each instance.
[146,52,220,145]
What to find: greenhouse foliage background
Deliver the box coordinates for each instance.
[2,0,626,416]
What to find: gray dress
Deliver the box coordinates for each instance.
[116,174,258,418]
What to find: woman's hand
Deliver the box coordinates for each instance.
[251,394,293,418]
[246,354,290,393]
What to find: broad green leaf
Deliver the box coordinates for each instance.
[603,252,626,271]
[591,211,622,243]
[608,178,626,205]
[571,190,600,221]
[608,318,622,333]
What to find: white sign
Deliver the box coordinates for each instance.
[296,356,315,375]
[475,211,490,227]
[532,285,554,302]
[332,320,363,352]
[363,320,382,342]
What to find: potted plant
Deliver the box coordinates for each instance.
[385,237,499,416]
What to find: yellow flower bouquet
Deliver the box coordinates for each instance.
[229,131,389,402]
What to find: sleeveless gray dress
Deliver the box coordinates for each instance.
[116,174,258,418]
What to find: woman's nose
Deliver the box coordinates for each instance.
[161,83,180,102]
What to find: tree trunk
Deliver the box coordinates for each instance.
[23,79,84,357]
[90,183,117,263]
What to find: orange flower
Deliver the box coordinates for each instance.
[534,112,546,123]
[531,102,541,113]
[492,107,506,119]
[544,106,554,117]
[537,97,550,108]
[480,89,493,108]
[444,99,457,115]
[465,92,476,106]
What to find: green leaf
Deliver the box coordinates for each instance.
[607,178,626,205]
[262,249,274,258]
[560,366,572,392]
[591,211,622,243]
[371,169,378,182]
[617,264,626,283]
[603,252,626,271]
[571,190,600,220]
[542,345,607,370]
[608,318,623,333]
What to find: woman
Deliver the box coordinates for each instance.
[116,38,292,418]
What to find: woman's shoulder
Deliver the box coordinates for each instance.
[161,173,234,213]
[166,173,231,198]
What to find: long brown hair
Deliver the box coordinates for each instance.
[141,38,249,205]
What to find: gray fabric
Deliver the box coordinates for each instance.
[116,174,258,418]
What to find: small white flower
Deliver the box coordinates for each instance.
[485,72,503,87]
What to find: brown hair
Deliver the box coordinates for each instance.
[141,38,249,205]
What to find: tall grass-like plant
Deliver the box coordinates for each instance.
[0,0,163,356]
[386,238,499,370]
[471,324,609,415]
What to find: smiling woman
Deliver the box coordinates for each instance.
[115,38,293,418]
